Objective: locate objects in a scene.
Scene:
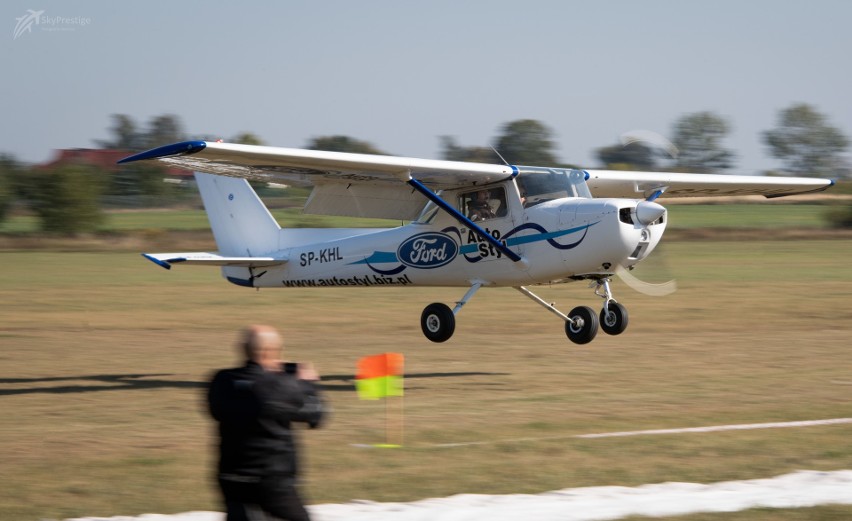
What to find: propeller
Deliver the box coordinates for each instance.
[611,130,680,297]
[616,264,677,296]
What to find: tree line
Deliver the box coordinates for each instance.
[0,103,848,234]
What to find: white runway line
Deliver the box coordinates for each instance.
[430,417,852,447]
[64,470,852,521]
[575,417,852,439]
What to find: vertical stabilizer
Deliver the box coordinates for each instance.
[195,172,281,256]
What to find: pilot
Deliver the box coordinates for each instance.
[468,190,496,221]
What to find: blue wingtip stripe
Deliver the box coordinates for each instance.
[142,253,171,270]
[118,140,207,164]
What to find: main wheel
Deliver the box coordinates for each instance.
[600,302,628,335]
[565,306,599,345]
[421,303,455,343]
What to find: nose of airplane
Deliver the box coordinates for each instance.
[635,201,666,226]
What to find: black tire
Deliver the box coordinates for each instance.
[565,306,599,345]
[600,302,628,336]
[421,303,456,343]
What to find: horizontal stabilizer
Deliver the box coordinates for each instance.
[142,252,288,270]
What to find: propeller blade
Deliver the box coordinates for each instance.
[615,265,677,297]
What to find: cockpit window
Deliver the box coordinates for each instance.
[516,168,592,206]
[460,186,507,221]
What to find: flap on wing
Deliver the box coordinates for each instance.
[142,252,288,270]
[304,181,427,220]
[585,170,834,199]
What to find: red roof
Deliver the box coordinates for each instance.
[38,148,191,177]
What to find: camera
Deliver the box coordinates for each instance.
[283,362,299,375]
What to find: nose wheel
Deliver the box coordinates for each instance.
[600,301,628,335]
[595,278,629,336]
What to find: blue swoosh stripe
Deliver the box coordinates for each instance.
[351,251,398,265]
[505,222,597,247]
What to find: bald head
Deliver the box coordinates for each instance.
[240,325,283,369]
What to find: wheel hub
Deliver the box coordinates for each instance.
[426,315,441,333]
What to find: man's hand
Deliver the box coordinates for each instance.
[297,362,319,381]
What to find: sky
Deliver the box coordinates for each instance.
[3,1,851,174]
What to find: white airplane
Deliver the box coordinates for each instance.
[119,141,834,344]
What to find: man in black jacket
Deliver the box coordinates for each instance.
[208,325,325,521]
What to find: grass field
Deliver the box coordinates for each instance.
[1,238,852,520]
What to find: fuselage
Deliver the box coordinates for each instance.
[223,173,666,289]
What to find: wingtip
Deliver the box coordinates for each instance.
[141,253,171,270]
[764,178,837,199]
[118,140,207,164]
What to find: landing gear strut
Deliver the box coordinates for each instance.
[515,286,600,345]
[420,283,483,343]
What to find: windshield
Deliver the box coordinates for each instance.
[516,168,592,205]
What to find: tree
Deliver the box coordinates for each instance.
[97,114,186,197]
[26,164,107,234]
[111,161,176,198]
[763,103,849,177]
[306,135,386,155]
[670,112,735,173]
[231,132,265,146]
[439,136,499,163]
[596,142,658,170]
[95,114,143,150]
[0,154,18,224]
[145,114,185,149]
[492,119,558,166]
[97,113,187,151]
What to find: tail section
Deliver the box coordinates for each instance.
[195,172,281,256]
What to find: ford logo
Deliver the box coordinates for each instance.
[397,233,458,269]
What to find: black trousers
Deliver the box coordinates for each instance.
[219,476,311,521]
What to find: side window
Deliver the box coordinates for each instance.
[461,187,507,221]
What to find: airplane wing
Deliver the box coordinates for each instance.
[119,140,516,220]
[586,170,834,199]
[119,141,835,220]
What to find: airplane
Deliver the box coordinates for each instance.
[119,140,834,344]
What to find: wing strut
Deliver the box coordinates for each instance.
[407,178,524,264]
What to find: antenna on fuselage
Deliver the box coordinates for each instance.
[490,146,510,166]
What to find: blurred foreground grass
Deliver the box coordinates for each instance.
[1,241,851,520]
